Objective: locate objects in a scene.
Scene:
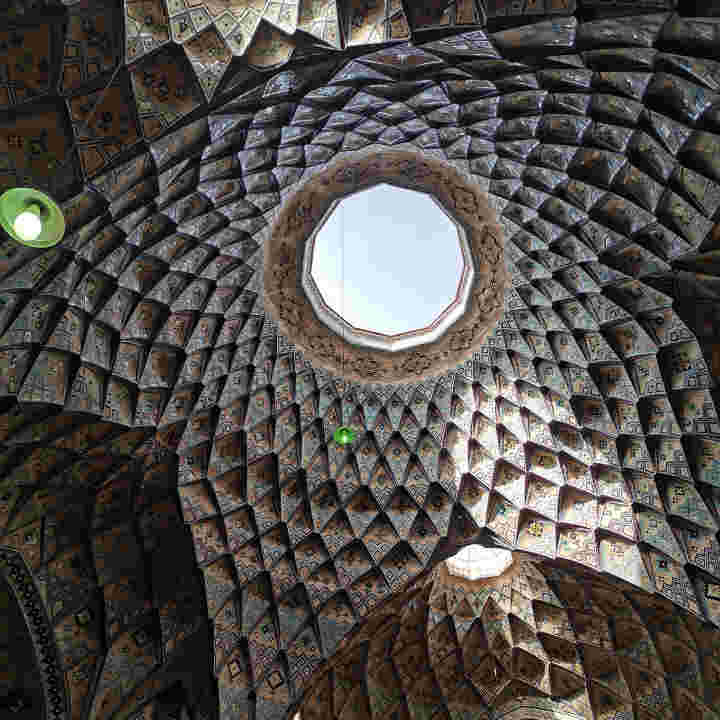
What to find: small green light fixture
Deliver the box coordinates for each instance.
[333,426,356,446]
[0,187,65,248]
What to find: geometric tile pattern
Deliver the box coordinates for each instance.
[120,0,680,102]
[61,0,122,94]
[125,0,344,93]
[299,558,720,720]
[0,0,674,200]
[3,5,720,720]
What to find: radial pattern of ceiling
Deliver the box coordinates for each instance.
[2,2,720,720]
[309,184,465,338]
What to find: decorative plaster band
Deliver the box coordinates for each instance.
[264,147,507,384]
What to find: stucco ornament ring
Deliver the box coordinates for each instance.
[264,149,507,383]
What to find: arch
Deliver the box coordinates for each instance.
[0,547,67,720]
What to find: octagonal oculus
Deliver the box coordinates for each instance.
[304,183,472,352]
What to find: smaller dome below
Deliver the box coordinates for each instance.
[446,545,514,581]
[308,183,467,347]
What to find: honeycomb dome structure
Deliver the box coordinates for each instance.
[2,3,720,720]
[299,556,720,720]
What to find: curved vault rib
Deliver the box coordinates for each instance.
[2,8,720,720]
[0,548,56,720]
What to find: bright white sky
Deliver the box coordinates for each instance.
[446,546,514,580]
[311,184,464,336]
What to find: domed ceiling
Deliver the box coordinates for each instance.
[2,1,720,720]
[299,556,720,720]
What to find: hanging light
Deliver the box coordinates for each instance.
[14,203,43,242]
[333,425,356,446]
[0,188,65,248]
[333,198,355,447]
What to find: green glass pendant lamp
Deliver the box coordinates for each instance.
[333,199,355,447]
[0,187,65,248]
[333,425,355,446]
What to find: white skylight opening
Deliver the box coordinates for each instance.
[446,545,514,581]
[310,184,464,337]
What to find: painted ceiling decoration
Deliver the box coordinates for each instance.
[3,2,720,720]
